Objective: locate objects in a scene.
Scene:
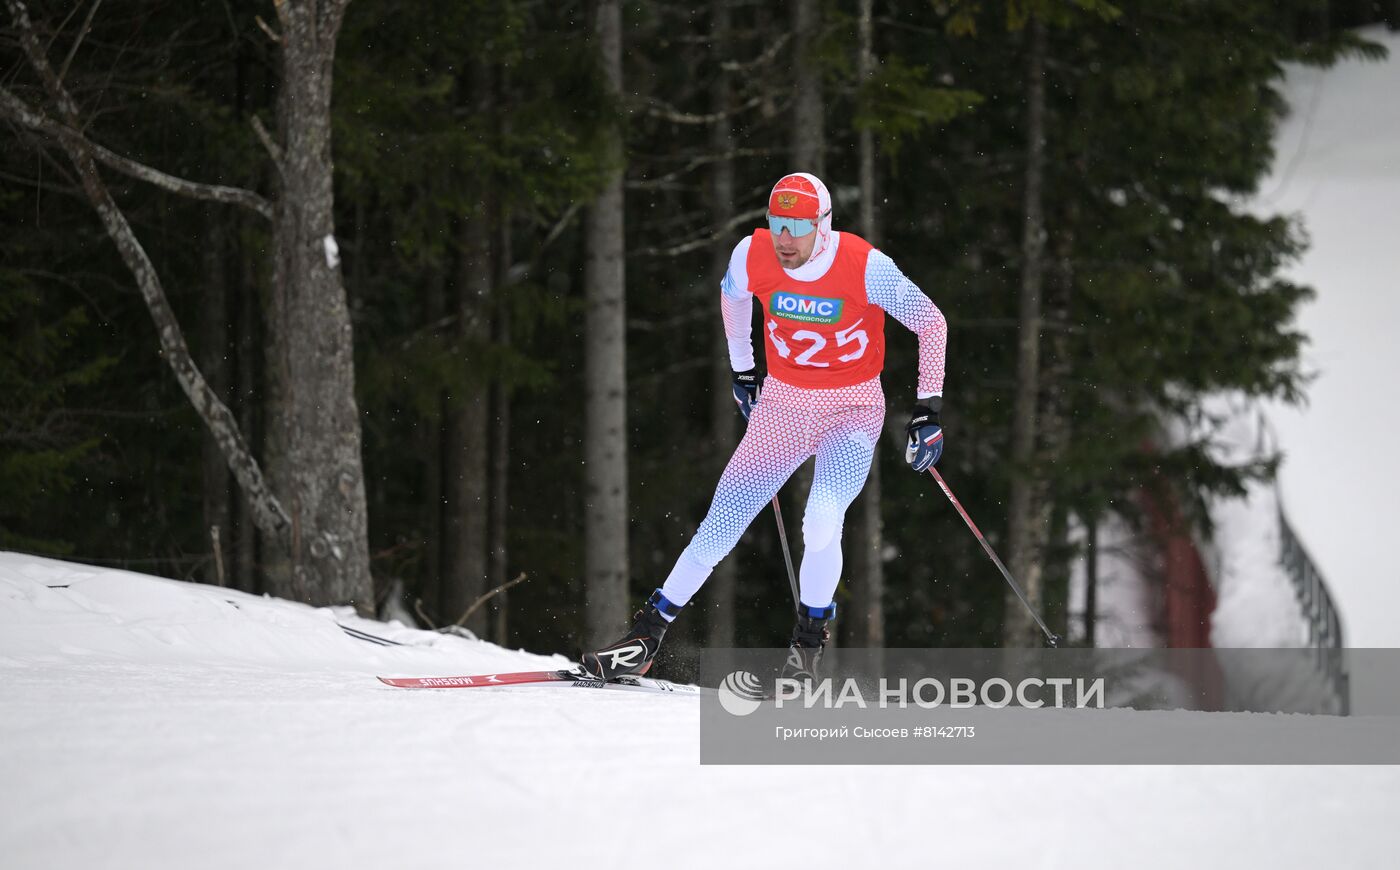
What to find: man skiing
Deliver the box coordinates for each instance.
[583,172,948,681]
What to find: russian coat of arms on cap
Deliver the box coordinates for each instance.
[776,192,798,210]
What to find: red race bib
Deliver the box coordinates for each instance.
[746,229,886,389]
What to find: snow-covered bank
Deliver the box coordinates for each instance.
[0,551,566,675]
[3,554,1398,869]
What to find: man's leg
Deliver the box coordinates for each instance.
[777,394,883,682]
[797,401,885,612]
[657,396,812,615]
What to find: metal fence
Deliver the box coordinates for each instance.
[1277,502,1349,714]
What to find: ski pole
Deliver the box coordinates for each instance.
[770,495,800,614]
[746,382,801,614]
[927,467,1062,647]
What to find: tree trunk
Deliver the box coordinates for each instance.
[234,224,259,594]
[856,0,879,244]
[440,59,496,635]
[705,0,738,650]
[1035,202,1076,640]
[231,39,260,596]
[1003,14,1048,647]
[422,265,447,623]
[489,209,513,645]
[791,0,825,175]
[848,0,885,649]
[262,0,373,614]
[584,0,631,646]
[201,215,232,587]
[440,211,493,633]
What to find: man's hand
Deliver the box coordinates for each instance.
[732,369,759,420]
[905,400,944,472]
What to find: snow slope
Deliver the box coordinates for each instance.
[1254,26,1400,646]
[3,553,1398,870]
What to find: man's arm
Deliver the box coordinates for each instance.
[721,236,756,371]
[864,249,947,399]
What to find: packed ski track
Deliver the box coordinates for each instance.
[3,553,1398,870]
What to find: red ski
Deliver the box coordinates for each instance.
[377,667,705,696]
[378,669,579,689]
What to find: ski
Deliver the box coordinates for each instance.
[377,667,705,697]
[378,669,578,689]
[341,623,405,647]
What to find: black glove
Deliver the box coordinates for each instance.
[904,399,944,472]
[732,369,759,420]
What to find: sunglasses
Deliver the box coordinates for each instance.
[767,212,826,238]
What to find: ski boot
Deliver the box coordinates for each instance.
[581,589,681,680]
[779,603,834,684]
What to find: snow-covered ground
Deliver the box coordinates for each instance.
[4,553,1398,869]
[1253,26,1400,647]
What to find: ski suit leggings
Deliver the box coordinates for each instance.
[660,375,886,614]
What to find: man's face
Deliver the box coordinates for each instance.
[770,218,818,269]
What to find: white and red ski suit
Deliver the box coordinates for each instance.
[658,210,948,615]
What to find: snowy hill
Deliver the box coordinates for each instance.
[0,551,567,675]
[4,553,1399,869]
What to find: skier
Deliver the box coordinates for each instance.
[583,173,948,681]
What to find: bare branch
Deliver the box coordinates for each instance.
[414,598,437,631]
[640,94,764,125]
[56,0,102,89]
[632,207,766,258]
[396,312,457,352]
[254,14,281,43]
[719,33,791,73]
[501,202,584,286]
[8,0,82,121]
[5,0,273,218]
[75,155,293,540]
[539,201,582,253]
[250,113,283,170]
[0,165,83,197]
[0,88,274,219]
[626,147,776,191]
[454,572,529,628]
